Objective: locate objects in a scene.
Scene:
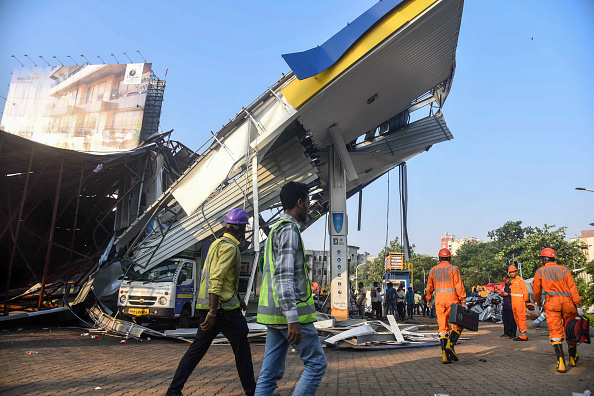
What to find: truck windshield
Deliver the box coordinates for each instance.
[123,260,180,282]
[144,260,180,282]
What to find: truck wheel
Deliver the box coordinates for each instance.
[178,308,191,328]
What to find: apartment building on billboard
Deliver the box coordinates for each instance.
[440,232,483,255]
[1,63,162,152]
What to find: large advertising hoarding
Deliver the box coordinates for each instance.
[1,63,151,151]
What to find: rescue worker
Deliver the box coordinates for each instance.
[426,248,466,364]
[508,264,529,341]
[166,208,256,396]
[532,248,583,373]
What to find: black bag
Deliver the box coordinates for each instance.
[449,303,479,331]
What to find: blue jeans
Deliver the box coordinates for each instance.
[254,323,327,396]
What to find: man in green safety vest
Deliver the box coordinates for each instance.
[254,182,327,396]
[166,208,256,396]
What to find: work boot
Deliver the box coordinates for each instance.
[512,336,527,341]
[553,341,566,373]
[440,337,452,364]
[568,344,579,367]
[500,333,508,338]
[444,329,461,362]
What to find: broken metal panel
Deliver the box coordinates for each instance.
[324,324,375,345]
[131,137,319,270]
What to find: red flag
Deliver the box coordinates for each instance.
[165,68,168,77]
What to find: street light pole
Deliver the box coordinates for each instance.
[575,187,594,192]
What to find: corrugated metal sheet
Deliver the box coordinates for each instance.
[132,138,319,269]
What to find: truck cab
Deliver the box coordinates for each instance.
[117,257,199,327]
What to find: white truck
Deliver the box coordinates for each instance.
[117,257,200,327]
[117,249,258,327]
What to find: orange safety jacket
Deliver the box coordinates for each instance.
[532,262,580,305]
[426,261,466,306]
[510,275,529,303]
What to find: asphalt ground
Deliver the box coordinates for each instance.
[1,317,592,396]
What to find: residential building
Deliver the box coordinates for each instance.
[441,232,483,255]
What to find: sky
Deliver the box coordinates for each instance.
[1,0,593,257]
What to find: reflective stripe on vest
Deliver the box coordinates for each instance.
[257,219,316,325]
[543,291,571,297]
[196,237,241,311]
[435,288,456,293]
[510,294,524,297]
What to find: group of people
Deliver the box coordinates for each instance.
[163,180,585,396]
[425,247,584,373]
[357,281,430,321]
[165,182,327,396]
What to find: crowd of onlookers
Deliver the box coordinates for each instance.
[356,281,436,321]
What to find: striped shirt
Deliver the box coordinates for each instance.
[270,213,309,324]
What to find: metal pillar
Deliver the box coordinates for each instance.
[38,157,64,311]
[328,146,349,319]
[4,147,34,316]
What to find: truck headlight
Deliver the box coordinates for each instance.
[158,297,167,305]
[120,294,127,304]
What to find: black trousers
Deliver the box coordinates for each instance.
[397,302,406,321]
[502,307,517,336]
[168,309,256,395]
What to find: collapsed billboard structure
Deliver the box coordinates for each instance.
[118,0,463,273]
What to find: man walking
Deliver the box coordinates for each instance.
[255,182,327,396]
[426,248,466,364]
[532,248,583,373]
[166,209,255,396]
[508,264,529,341]
[499,273,516,338]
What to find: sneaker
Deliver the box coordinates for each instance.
[512,337,527,341]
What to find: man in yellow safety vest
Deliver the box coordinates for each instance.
[166,208,255,396]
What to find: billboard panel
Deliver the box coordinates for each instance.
[0,63,151,151]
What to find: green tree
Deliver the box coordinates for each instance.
[410,254,438,292]
[574,259,594,309]
[498,224,587,278]
[453,240,505,292]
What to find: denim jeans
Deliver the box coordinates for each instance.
[386,303,397,317]
[254,323,327,396]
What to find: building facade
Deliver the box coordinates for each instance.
[441,232,483,255]
[305,245,367,287]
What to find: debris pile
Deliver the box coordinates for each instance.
[466,293,502,322]
[85,304,443,350]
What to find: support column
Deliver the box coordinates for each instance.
[328,146,349,319]
[38,156,64,311]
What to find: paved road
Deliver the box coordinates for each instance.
[1,318,592,395]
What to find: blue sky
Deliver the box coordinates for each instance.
[1,0,592,256]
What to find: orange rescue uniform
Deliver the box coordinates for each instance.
[532,262,580,342]
[426,261,466,336]
[510,275,529,340]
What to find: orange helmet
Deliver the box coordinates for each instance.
[438,248,451,258]
[508,265,518,272]
[540,248,557,258]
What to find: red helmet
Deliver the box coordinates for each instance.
[540,248,557,258]
[438,248,451,258]
[508,265,518,272]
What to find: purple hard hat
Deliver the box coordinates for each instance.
[225,208,249,225]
